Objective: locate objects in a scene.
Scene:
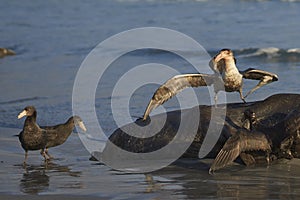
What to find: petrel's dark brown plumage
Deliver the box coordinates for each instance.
[17,106,49,164]
[209,131,271,174]
[210,108,300,173]
[279,110,300,159]
[41,116,87,159]
[18,106,87,163]
[143,49,278,120]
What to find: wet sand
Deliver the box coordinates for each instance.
[2,126,300,199]
[0,127,112,199]
[0,195,107,200]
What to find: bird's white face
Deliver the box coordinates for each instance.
[214,49,234,63]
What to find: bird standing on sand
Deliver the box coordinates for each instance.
[143,49,278,120]
[17,106,49,163]
[41,116,87,159]
[17,106,87,163]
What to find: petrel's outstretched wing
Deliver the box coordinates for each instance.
[209,134,242,174]
[209,132,271,173]
[142,74,216,120]
[240,68,278,98]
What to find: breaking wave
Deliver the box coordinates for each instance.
[209,47,300,62]
[235,47,300,62]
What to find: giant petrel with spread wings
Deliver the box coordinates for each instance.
[143,49,278,120]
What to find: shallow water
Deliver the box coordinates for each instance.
[1,127,300,199]
[1,0,300,199]
[2,127,300,199]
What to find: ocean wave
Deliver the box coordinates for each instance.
[235,47,281,58]
[0,96,47,105]
[233,47,300,61]
[287,48,300,53]
[121,47,300,63]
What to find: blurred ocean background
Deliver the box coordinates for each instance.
[0,0,300,199]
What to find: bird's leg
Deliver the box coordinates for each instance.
[40,149,46,159]
[238,89,246,103]
[266,150,271,165]
[45,148,53,160]
[244,79,269,99]
[40,149,50,161]
[244,86,259,99]
[23,151,28,165]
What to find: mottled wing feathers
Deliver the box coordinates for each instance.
[142,74,215,120]
[241,68,278,82]
[240,68,278,98]
[209,134,242,173]
[209,132,271,173]
[41,124,61,130]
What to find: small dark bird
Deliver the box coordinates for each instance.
[17,106,49,164]
[40,116,87,159]
[209,109,273,173]
[209,131,271,174]
[17,106,87,163]
[209,108,300,173]
[0,47,15,58]
[143,49,278,120]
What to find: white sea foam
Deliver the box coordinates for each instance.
[287,48,300,53]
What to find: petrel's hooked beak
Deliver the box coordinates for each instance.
[5,49,16,55]
[78,121,87,132]
[17,110,27,119]
[214,53,224,63]
[1,48,16,56]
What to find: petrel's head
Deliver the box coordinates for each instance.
[214,49,234,63]
[17,106,36,119]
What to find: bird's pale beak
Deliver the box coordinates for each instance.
[214,53,224,63]
[17,110,27,119]
[6,49,16,55]
[78,121,87,132]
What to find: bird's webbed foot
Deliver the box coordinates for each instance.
[45,149,54,160]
